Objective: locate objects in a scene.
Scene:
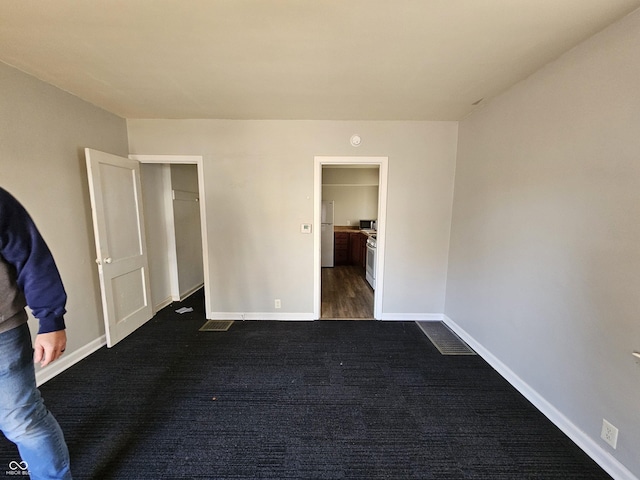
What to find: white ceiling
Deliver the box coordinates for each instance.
[1,0,638,120]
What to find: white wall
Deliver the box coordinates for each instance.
[127,120,458,318]
[445,9,640,479]
[0,61,129,380]
[322,167,379,226]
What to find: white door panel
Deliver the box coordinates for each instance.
[85,148,153,347]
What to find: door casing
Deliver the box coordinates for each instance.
[314,156,389,320]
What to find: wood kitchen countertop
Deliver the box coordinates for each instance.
[334,226,359,232]
[334,226,376,237]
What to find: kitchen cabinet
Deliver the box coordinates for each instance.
[334,232,349,266]
[349,232,367,268]
[334,230,368,268]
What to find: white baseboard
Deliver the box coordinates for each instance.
[379,313,445,321]
[208,312,315,321]
[154,284,203,315]
[208,311,444,322]
[153,296,174,314]
[180,283,204,301]
[442,315,638,480]
[35,335,107,386]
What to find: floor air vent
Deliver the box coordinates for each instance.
[417,321,476,355]
[199,320,234,332]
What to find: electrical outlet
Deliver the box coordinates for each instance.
[601,419,618,449]
[275,299,281,309]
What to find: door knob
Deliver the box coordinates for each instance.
[104,257,113,264]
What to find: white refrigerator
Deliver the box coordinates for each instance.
[321,201,334,267]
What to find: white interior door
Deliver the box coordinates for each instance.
[85,148,153,347]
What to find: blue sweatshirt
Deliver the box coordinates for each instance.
[0,187,67,334]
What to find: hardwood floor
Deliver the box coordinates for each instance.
[321,265,374,319]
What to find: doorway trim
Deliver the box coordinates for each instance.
[314,156,389,320]
[129,154,211,318]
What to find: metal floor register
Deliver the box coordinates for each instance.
[417,321,476,355]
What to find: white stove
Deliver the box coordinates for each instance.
[365,234,376,289]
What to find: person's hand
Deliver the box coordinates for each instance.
[34,330,67,367]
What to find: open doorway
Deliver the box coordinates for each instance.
[321,165,378,319]
[132,155,211,317]
[314,156,388,320]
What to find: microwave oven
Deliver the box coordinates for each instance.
[359,220,376,230]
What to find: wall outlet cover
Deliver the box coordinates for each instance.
[601,418,618,449]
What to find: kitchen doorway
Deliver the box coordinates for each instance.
[313,156,388,320]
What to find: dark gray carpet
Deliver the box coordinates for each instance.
[0,291,611,479]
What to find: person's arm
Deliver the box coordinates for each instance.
[0,188,67,366]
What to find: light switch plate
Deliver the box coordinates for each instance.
[301,223,312,234]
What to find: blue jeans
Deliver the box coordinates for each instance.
[0,323,72,479]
